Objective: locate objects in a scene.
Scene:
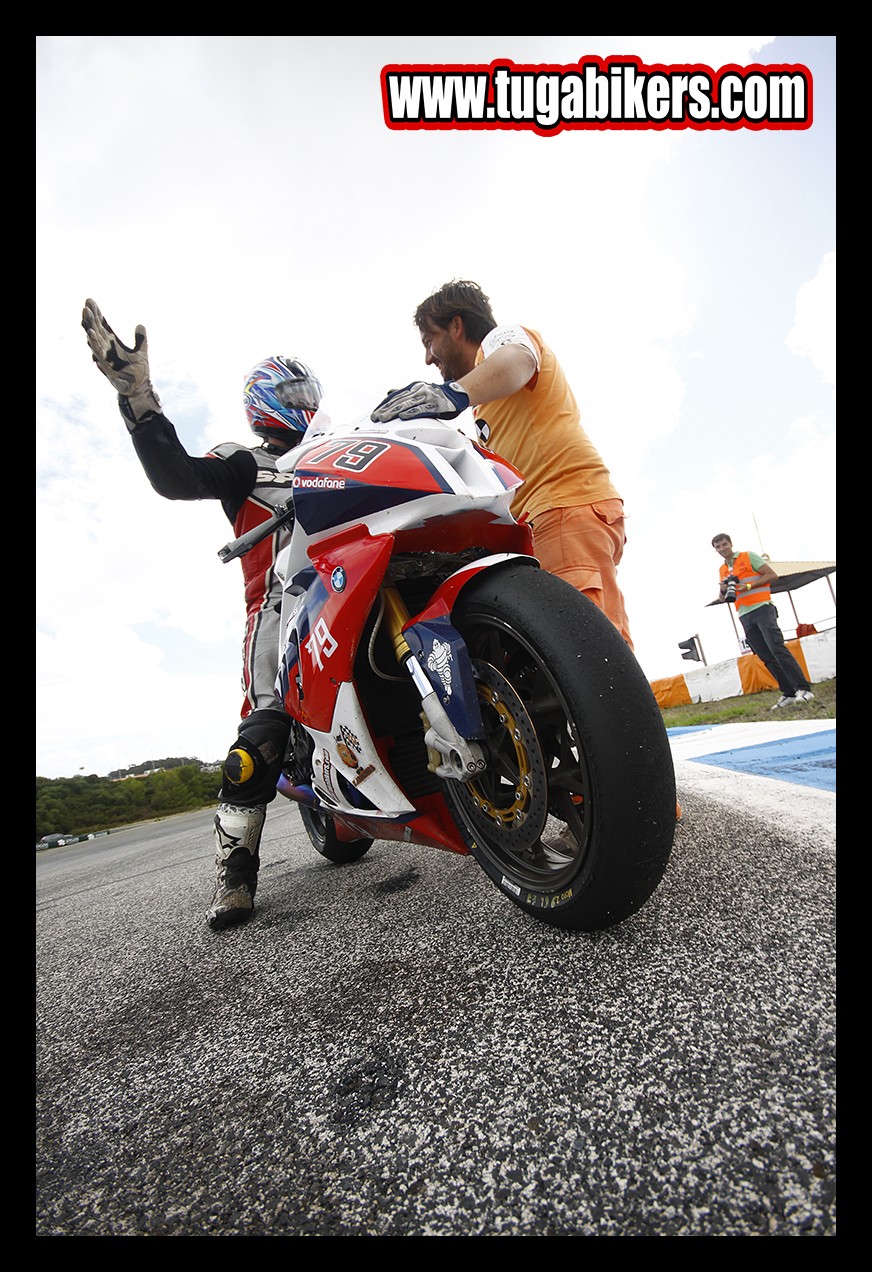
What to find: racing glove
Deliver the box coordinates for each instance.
[370,380,470,423]
[82,298,162,425]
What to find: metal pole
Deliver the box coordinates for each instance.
[785,588,800,626]
[726,602,742,650]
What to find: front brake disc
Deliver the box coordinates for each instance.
[448,660,549,853]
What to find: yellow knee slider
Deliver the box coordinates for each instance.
[223,746,257,787]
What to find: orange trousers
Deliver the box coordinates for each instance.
[530,500,634,650]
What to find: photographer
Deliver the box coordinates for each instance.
[711,533,814,709]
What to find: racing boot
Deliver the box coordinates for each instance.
[206,802,266,931]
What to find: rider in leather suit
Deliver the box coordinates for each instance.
[82,300,322,929]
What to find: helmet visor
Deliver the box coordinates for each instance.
[274,377,322,411]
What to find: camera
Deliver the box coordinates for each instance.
[723,574,739,604]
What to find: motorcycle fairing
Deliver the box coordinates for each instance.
[328,795,470,855]
[275,667,474,852]
[275,567,323,715]
[305,681,416,816]
[279,529,394,730]
[291,436,458,536]
[271,420,543,858]
[409,552,541,626]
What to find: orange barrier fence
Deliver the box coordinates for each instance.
[651,628,835,709]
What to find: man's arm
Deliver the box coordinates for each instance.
[455,343,537,407]
[754,561,780,588]
[719,557,779,600]
[370,335,538,424]
[82,298,256,512]
[129,415,256,507]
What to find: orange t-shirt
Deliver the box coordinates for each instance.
[474,325,620,524]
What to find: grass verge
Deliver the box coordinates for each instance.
[658,677,835,729]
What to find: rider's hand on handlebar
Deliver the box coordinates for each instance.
[370,380,470,423]
[81,298,162,424]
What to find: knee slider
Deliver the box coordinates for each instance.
[223,745,257,788]
[220,710,291,803]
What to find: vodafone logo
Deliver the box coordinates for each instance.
[292,474,347,489]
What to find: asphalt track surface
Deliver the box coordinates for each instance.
[35,722,836,1238]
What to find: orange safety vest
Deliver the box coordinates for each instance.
[720,551,772,611]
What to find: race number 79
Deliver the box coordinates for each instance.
[305,617,338,669]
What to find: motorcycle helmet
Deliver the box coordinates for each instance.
[244,355,323,446]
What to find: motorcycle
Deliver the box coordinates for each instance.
[219,411,675,932]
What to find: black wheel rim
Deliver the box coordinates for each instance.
[446,611,592,890]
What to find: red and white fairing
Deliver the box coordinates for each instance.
[273,416,532,833]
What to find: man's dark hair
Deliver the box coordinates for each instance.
[413,279,497,345]
[711,533,732,546]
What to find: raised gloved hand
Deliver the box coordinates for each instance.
[81,298,162,422]
[370,380,470,423]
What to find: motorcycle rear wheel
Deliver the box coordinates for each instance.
[446,562,675,931]
[298,805,374,864]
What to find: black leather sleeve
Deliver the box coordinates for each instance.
[124,407,258,521]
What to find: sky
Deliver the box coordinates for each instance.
[36,35,836,779]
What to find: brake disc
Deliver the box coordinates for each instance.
[448,660,549,853]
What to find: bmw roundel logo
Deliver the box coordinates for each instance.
[331,567,347,592]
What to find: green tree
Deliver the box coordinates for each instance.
[35,764,221,842]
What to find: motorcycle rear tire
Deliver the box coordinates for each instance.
[447,562,675,932]
[299,805,374,864]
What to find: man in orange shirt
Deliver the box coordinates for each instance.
[372,280,681,832]
[371,279,633,648]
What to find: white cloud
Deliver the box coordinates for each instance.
[786,250,836,391]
